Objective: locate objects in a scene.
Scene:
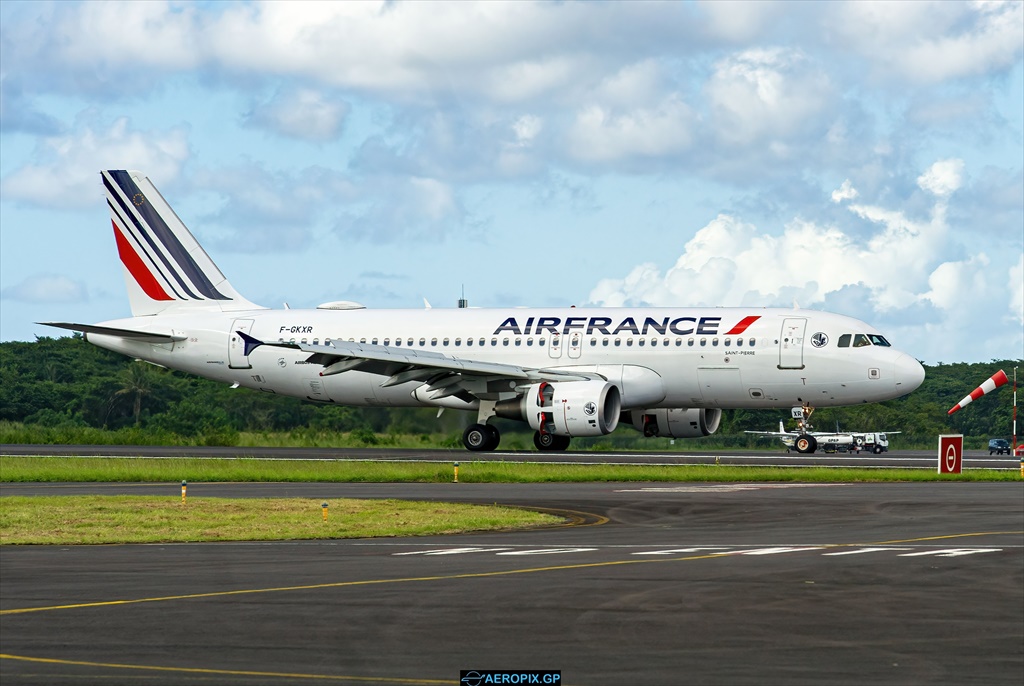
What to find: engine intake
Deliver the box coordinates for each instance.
[495,380,621,437]
[625,408,722,438]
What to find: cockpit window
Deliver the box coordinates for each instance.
[838,334,851,348]
[852,334,871,347]
[868,334,890,347]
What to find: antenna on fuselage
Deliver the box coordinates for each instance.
[458,285,468,309]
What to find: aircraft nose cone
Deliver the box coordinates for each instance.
[894,353,925,394]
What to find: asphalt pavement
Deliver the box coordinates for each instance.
[2,479,1022,685]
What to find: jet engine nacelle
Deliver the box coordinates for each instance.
[626,408,722,438]
[497,380,621,437]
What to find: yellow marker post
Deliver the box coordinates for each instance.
[181,480,186,504]
[454,462,459,483]
[322,502,329,522]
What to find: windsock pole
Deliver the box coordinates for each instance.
[947,370,1009,415]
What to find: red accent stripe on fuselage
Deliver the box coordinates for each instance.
[724,315,761,335]
[113,220,173,301]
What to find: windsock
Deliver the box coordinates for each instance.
[947,370,1009,415]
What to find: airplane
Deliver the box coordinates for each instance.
[746,410,900,454]
[41,170,926,452]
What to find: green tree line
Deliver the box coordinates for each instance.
[1,335,1019,449]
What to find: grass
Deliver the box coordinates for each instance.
[2,457,1018,545]
[0,456,1020,483]
[0,496,561,545]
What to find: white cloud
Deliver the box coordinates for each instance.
[923,255,990,311]
[831,179,858,203]
[1011,253,1024,326]
[1,119,189,209]
[334,176,465,243]
[917,159,965,197]
[1,275,88,303]
[697,0,785,43]
[587,159,1020,361]
[705,48,833,147]
[566,95,694,163]
[245,88,349,142]
[835,0,1024,84]
[512,115,543,145]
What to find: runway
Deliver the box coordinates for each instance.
[2,481,1022,685]
[2,443,1020,469]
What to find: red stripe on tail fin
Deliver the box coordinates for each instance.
[113,220,173,301]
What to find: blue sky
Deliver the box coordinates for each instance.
[1,0,1021,364]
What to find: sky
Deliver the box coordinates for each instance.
[1,0,1022,365]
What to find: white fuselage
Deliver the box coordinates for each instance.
[86,305,924,412]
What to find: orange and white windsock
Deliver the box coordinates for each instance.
[947,370,1009,415]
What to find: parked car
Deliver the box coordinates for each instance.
[988,439,1011,455]
[1016,444,1024,457]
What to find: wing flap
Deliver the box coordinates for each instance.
[238,332,599,385]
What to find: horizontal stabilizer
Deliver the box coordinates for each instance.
[39,322,186,343]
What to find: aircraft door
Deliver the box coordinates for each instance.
[228,319,254,369]
[568,332,582,359]
[778,318,806,369]
[548,332,563,359]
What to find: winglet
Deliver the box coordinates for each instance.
[237,330,264,357]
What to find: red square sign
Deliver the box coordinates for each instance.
[938,434,963,474]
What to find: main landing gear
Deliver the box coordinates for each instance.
[462,424,500,452]
[533,431,571,452]
[460,424,573,452]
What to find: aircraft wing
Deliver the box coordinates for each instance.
[40,322,187,343]
[239,332,600,401]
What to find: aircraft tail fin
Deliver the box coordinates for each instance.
[102,170,262,316]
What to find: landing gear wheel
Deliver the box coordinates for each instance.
[534,431,571,452]
[484,424,500,451]
[794,434,817,454]
[463,424,500,451]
